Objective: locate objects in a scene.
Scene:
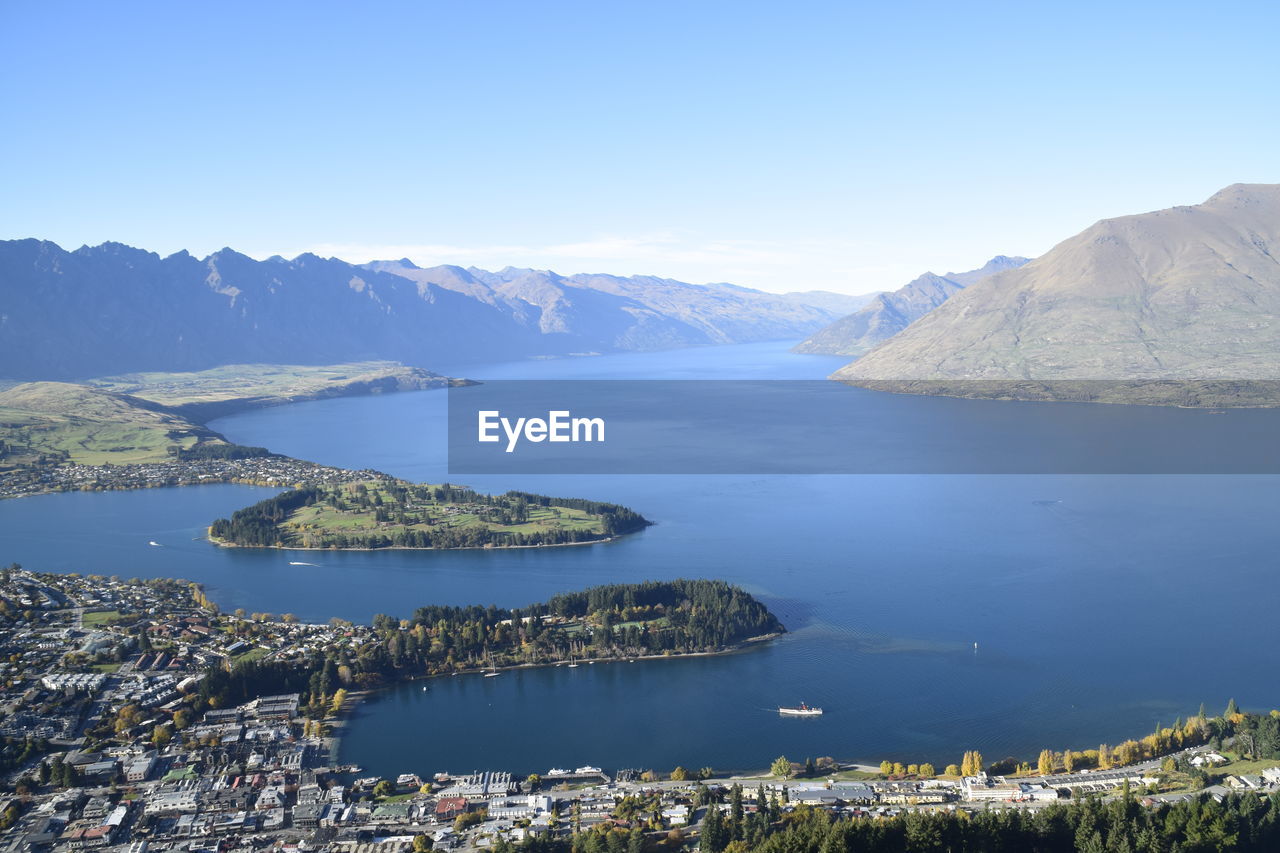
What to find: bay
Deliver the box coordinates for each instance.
[2,342,1277,776]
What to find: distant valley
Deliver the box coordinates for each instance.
[794,255,1029,357]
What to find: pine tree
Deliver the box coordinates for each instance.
[701,800,727,853]
[729,784,744,840]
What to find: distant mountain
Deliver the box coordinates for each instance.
[365,261,865,350]
[775,289,879,316]
[0,240,851,380]
[793,255,1029,356]
[835,184,1280,393]
[941,255,1030,287]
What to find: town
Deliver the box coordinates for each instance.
[0,457,392,502]
[0,569,1277,852]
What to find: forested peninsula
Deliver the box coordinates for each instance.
[199,579,785,702]
[208,480,651,550]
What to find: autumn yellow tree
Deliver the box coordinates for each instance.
[1114,740,1139,767]
[1037,750,1054,776]
[960,751,984,777]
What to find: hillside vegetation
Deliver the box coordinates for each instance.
[89,361,457,421]
[0,381,227,468]
[208,481,651,549]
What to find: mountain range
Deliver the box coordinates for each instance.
[834,184,1280,394]
[0,240,866,380]
[793,255,1029,356]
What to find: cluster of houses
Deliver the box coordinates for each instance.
[4,573,1280,853]
[1,456,382,500]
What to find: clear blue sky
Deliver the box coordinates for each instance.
[2,0,1277,293]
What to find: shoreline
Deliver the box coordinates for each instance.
[392,630,783,680]
[0,467,353,502]
[205,531,633,552]
[838,378,1280,409]
[325,633,784,769]
[0,368,460,501]
[171,375,470,425]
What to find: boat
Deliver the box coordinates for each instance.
[778,702,823,716]
[567,656,579,669]
[148,541,162,547]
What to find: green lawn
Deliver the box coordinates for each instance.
[0,383,218,467]
[279,482,608,546]
[82,610,122,627]
[231,647,269,664]
[1214,756,1280,777]
[89,361,446,409]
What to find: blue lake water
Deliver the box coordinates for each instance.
[2,341,1278,776]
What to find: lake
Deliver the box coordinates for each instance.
[2,341,1278,776]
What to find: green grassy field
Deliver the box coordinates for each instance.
[0,382,223,468]
[231,647,269,665]
[89,361,452,418]
[280,482,608,547]
[81,609,123,627]
[1212,755,1280,777]
[289,492,602,538]
[1,362,454,477]
[211,480,650,550]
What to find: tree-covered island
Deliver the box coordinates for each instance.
[208,480,651,549]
